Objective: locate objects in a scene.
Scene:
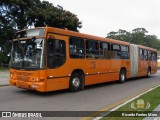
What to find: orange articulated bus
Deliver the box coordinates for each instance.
[9,27,157,92]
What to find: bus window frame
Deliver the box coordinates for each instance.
[69,36,85,59]
[99,42,110,59]
[85,39,99,59]
[139,48,144,60]
[143,49,148,60]
[47,38,66,69]
[148,50,152,60]
[152,51,157,61]
[111,43,121,59]
[120,45,129,59]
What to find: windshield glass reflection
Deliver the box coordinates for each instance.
[10,38,45,69]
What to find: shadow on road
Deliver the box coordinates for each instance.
[84,75,157,90]
[13,75,158,97]
[15,88,70,97]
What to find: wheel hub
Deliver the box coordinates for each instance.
[121,73,125,81]
[72,78,80,87]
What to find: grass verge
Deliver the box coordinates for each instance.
[0,68,9,72]
[0,84,9,87]
[101,86,160,120]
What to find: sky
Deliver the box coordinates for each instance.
[47,0,160,38]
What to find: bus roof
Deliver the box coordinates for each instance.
[17,26,157,51]
[138,45,157,52]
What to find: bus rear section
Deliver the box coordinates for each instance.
[130,44,157,78]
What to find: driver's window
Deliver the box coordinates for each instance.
[47,38,66,68]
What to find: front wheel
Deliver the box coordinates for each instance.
[69,73,84,92]
[119,69,126,83]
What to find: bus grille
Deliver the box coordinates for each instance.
[17,76,30,81]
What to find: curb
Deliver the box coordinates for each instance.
[0,84,10,87]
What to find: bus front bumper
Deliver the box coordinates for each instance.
[10,79,45,92]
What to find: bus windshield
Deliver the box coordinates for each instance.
[10,38,45,69]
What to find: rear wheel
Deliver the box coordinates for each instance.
[146,68,151,78]
[119,69,126,83]
[69,72,84,92]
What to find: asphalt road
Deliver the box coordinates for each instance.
[0,71,160,120]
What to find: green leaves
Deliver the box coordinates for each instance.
[107,28,160,50]
[0,0,82,67]
[0,0,82,30]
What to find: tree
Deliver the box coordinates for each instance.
[132,28,148,34]
[107,31,118,39]
[0,0,82,67]
[0,0,82,31]
[106,28,160,50]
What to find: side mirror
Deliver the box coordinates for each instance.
[3,41,12,53]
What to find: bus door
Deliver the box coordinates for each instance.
[139,48,147,76]
[85,40,100,85]
[110,44,121,80]
[98,42,111,82]
[46,33,69,91]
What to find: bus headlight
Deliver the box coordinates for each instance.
[31,77,39,82]
[10,75,15,79]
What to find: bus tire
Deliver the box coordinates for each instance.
[69,72,83,92]
[119,69,126,83]
[146,68,151,78]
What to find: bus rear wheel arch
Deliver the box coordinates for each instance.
[119,68,126,83]
[69,70,85,92]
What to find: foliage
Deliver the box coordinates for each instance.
[0,0,82,67]
[107,28,160,50]
[0,0,82,31]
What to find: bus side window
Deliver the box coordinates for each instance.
[155,52,157,61]
[121,45,129,59]
[47,38,66,68]
[144,50,148,60]
[111,44,120,59]
[152,52,157,61]
[86,40,99,59]
[148,51,152,60]
[139,49,144,60]
[100,42,109,59]
[69,37,85,58]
